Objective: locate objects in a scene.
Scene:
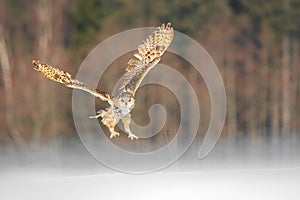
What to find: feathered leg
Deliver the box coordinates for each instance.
[122,114,138,140]
[90,108,120,139]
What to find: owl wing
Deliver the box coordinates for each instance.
[119,22,174,96]
[32,60,113,105]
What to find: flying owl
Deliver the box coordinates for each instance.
[32,22,174,140]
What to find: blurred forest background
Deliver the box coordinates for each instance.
[0,0,300,149]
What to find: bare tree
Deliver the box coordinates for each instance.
[281,0,291,134]
[0,24,24,146]
[271,71,280,136]
[291,41,299,134]
[32,0,68,143]
[32,0,54,142]
[224,58,237,137]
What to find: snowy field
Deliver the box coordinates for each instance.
[1,136,300,200]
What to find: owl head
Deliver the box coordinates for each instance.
[115,95,135,110]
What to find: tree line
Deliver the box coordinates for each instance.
[0,0,299,147]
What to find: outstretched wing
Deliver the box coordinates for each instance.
[32,60,113,105]
[120,22,174,95]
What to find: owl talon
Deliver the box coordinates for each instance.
[89,114,101,119]
[89,110,105,119]
[128,133,138,140]
[110,131,120,139]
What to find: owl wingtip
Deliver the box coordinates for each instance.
[32,59,41,71]
[32,59,37,65]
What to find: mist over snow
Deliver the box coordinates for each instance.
[1,135,300,200]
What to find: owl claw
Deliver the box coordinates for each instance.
[89,114,101,119]
[110,131,120,139]
[89,110,105,119]
[128,133,138,140]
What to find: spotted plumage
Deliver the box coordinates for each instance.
[32,22,174,140]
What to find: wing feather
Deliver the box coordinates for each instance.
[32,60,113,105]
[120,22,173,95]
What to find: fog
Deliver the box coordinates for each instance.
[1,135,300,200]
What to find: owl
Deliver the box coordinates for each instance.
[32,23,174,140]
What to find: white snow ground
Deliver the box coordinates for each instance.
[1,136,300,200]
